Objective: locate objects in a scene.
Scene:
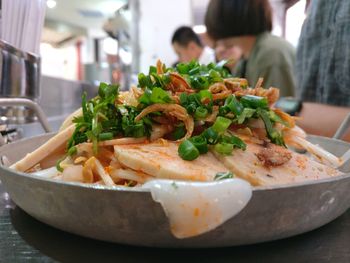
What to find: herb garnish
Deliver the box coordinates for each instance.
[66,60,290,164]
[215,172,235,180]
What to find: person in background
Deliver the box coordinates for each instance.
[296,0,350,107]
[205,0,296,97]
[294,0,350,140]
[171,26,215,65]
[214,42,242,73]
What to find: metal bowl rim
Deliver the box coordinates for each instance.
[1,133,349,194]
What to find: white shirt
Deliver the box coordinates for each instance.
[198,46,216,65]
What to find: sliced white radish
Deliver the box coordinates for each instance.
[62,165,84,182]
[31,166,59,178]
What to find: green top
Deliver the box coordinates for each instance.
[233,32,296,97]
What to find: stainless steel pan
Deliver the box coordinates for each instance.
[0,133,349,248]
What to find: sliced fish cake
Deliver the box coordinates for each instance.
[114,140,228,181]
[213,142,342,186]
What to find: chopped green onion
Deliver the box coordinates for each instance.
[190,76,209,89]
[189,135,208,154]
[214,142,234,155]
[195,106,208,119]
[98,83,119,100]
[151,73,168,88]
[98,132,114,141]
[215,171,234,180]
[176,63,189,74]
[199,89,213,102]
[68,146,77,156]
[81,92,91,123]
[149,65,157,74]
[178,140,200,161]
[123,122,146,138]
[208,69,222,83]
[189,66,200,75]
[180,93,202,115]
[138,88,152,105]
[56,155,67,173]
[257,109,285,146]
[179,93,188,105]
[202,127,219,145]
[223,95,243,116]
[139,87,172,105]
[237,108,256,124]
[138,73,152,88]
[221,135,246,150]
[189,93,201,105]
[240,95,268,109]
[172,123,186,140]
[212,116,232,133]
[268,110,290,127]
[150,87,172,104]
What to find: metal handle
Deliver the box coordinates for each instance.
[333,112,350,140]
[0,98,51,133]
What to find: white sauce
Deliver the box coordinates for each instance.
[142,178,252,239]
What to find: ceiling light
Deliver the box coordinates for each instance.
[46,0,57,9]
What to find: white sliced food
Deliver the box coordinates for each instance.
[213,142,342,186]
[110,168,152,183]
[114,141,228,181]
[143,179,252,238]
[11,125,75,172]
[94,158,115,186]
[31,166,59,178]
[62,165,84,182]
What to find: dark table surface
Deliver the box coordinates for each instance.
[1,182,350,263]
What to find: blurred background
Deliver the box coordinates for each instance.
[40,0,307,89]
[0,0,309,139]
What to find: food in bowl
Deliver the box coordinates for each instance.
[9,60,344,238]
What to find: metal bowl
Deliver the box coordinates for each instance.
[0,133,349,248]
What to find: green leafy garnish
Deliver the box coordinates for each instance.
[68,82,151,154]
[237,108,256,124]
[257,108,285,146]
[214,142,234,155]
[202,127,219,145]
[171,123,186,140]
[66,60,291,165]
[220,95,243,116]
[178,139,200,161]
[56,155,67,173]
[189,135,208,154]
[215,171,234,181]
[240,95,268,109]
[212,116,232,133]
[138,87,172,105]
[221,135,246,150]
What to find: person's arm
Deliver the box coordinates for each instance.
[296,102,350,141]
